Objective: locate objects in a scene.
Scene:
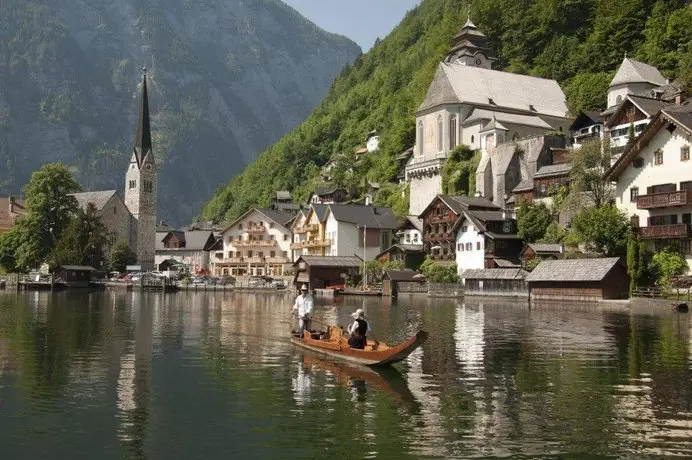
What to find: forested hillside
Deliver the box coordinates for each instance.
[202,0,692,222]
[0,0,360,225]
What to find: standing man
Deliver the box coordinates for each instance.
[292,284,313,339]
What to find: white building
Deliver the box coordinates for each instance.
[398,215,423,245]
[607,102,692,268]
[154,229,220,274]
[215,208,294,277]
[323,204,398,261]
[405,17,571,215]
[365,130,380,153]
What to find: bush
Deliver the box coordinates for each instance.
[649,245,689,288]
[420,258,459,283]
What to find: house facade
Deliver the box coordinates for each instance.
[406,17,571,215]
[323,204,398,261]
[0,196,25,237]
[216,208,294,277]
[71,190,132,251]
[291,205,329,260]
[607,102,692,269]
[155,230,219,274]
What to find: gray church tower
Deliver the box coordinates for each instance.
[125,69,157,270]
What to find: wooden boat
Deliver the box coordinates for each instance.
[291,325,428,367]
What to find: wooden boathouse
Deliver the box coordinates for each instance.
[460,268,529,297]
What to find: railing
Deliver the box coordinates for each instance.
[220,257,244,264]
[637,190,692,209]
[245,257,266,264]
[429,215,454,224]
[638,224,690,239]
[266,257,290,264]
[245,226,267,233]
[425,233,453,242]
[233,239,277,247]
[293,224,319,234]
[290,239,331,249]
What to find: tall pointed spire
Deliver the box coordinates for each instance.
[133,67,152,165]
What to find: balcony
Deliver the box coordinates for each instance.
[233,239,277,248]
[636,190,692,210]
[266,257,290,264]
[638,224,691,239]
[290,239,332,249]
[429,215,454,224]
[246,257,266,264]
[294,224,319,234]
[425,232,453,242]
[221,257,244,264]
[245,225,267,234]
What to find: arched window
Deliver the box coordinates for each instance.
[418,121,424,154]
[471,135,475,144]
[449,115,457,150]
[437,115,443,151]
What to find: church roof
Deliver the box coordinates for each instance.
[479,117,509,132]
[133,70,153,167]
[70,190,118,211]
[469,111,552,130]
[609,58,667,88]
[418,63,569,118]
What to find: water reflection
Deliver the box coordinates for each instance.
[2,292,692,458]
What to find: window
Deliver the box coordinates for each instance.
[238,224,242,230]
[476,241,481,250]
[461,225,468,233]
[437,115,443,151]
[630,187,639,202]
[248,250,253,257]
[683,213,692,224]
[457,243,462,251]
[113,206,117,214]
[270,251,276,258]
[654,149,663,165]
[466,242,472,251]
[471,135,475,144]
[417,121,424,154]
[449,115,457,150]
[616,95,622,104]
[283,234,289,241]
[283,251,288,258]
[682,146,690,162]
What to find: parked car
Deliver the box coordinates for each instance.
[248,277,265,287]
[270,279,286,289]
[218,275,235,286]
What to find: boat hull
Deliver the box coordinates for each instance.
[291,329,428,367]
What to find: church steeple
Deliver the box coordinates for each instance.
[133,68,153,166]
[444,9,496,69]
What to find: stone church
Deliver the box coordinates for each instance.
[71,70,157,270]
[406,15,573,215]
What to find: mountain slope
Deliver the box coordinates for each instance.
[0,0,360,225]
[202,0,692,222]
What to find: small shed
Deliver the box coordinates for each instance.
[376,244,425,270]
[520,243,565,264]
[526,257,629,300]
[55,265,96,287]
[382,270,422,297]
[293,256,362,290]
[460,268,529,297]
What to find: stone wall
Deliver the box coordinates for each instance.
[428,282,463,298]
[409,173,443,216]
[397,281,428,294]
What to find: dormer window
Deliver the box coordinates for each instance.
[529,104,536,112]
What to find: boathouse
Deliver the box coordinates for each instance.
[55,265,96,287]
[293,255,362,290]
[460,268,529,297]
[526,258,629,301]
[382,270,423,296]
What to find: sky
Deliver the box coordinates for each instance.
[282,0,422,51]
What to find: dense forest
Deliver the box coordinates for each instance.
[0,0,359,225]
[202,0,692,222]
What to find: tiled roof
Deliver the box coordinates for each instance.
[313,187,346,196]
[70,190,118,211]
[664,100,692,132]
[418,62,569,118]
[377,244,424,259]
[610,58,666,87]
[328,204,399,229]
[58,265,96,271]
[384,270,420,282]
[0,197,26,229]
[437,195,499,215]
[156,230,215,251]
[256,208,294,229]
[466,109,552,130]
[534,163,572,178]
[526,257,622,282]
[276,191,291,200]
[628,95,669,117]
[461,268,527,280]
[526,243,564,254]
[404,215,423,233]
[295,256,362,268]
[512,178,534,192]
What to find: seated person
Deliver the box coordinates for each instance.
[347,308,371,350]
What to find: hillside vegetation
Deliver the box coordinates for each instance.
[202,0,692,222]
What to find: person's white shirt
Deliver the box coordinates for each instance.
[293,293,313,318]
[347,318,371,335]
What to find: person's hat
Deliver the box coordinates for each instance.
[300,284,308,291]
[351,308,365,318]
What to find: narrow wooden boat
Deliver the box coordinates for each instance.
[291,325,428,367]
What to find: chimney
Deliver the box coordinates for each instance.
[365,194,372,206]
[676,92,684,105]
[666,78,671,85]
[475,191,482,198]
[559,243,564,254]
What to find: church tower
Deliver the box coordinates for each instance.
[444,11,496,69]
[125,69,157,270]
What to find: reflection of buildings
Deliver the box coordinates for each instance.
[291,360,312,406]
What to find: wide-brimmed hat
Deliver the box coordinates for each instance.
[350,308,365,318]
[300,284,308,291]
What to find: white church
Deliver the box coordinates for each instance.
[405,15,572,215]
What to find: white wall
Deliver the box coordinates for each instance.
[607,83,656,109]
[221,210,292,260]
[409,174,443,216]
[401,229,422,245]
[366,136,380,152]
[455,220,486,274]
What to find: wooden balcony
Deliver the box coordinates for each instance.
[234,239,277,248]
[638,224,690,239]
[294,224,320,234]
[266,257,290,264]
[425,232,453,242]
[246,257,266,264]
[637,190,692,209]
[221,257,244,264]
[290,239,331,249]
[245,226,267,233]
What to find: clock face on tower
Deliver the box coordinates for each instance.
[475,58,482,65]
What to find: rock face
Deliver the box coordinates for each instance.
[0,0,360,224]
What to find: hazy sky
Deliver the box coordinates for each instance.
[283,0,422,51]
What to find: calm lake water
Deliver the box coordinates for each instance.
[0,291,691,459]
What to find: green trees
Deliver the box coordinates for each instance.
[109,242,138,273]
[420,258,459,283]
[569,205,630,256]
[441,145,480,195]
[517,201,553,243]
[569,138,614,209]
[49,203,111,269]
[650,245,689,288]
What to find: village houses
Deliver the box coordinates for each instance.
[155,229,220,274]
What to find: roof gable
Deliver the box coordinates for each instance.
[327,204,399,229]
[525,257,622,282]
[70,190,120,212]
[610,58,666,87]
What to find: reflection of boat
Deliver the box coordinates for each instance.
[302,354,419,407]
[291,326,428,367]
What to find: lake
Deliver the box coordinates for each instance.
[0,290,691,459]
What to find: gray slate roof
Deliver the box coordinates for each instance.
[664,100,692,132]
[328,204,399,229]
[156,230,215,251]
[479,116,509,132]
[58,265,96,271]
[512,178,534,192]
[276,191,291,201]
[256,208,294,229]
[466,109,551,130]
[313,187,346,196]
[461,268,527,280]
[629,94,668,117]
[311,204,329,222]
[70,190,118,211]
[526,243,564,254]
[526,257,622,282]
[436,195,499,215]
[418,62,569,118]
[404,215,423,233]
[296,256,362,268]
[534,163,572,178]
[610,58,666,87]
[384,270,420,282]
